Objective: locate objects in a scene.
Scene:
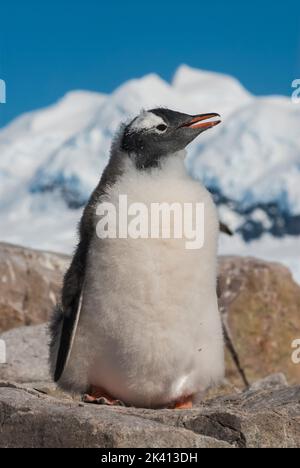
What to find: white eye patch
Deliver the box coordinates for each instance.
[130,111,167,132]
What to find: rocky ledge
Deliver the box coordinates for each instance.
[0,242,68,332]
[0,376,299,448]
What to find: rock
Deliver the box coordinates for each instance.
[0,383,230,448]
[0,324,50,383]
[218,256,300,387]
[0,381,299,448]
[0,242,69,332]
[249,373,288,391]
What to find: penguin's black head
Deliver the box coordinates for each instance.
[121,108,221,170]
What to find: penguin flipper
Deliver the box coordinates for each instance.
[51,287,84,383]
[220,221,233,236]
[50,202,95,383]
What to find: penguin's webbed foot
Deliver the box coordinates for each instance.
[170,395,193,410]
[83,385,126,407]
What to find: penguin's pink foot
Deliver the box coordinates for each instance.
[83,385,125,407]
[171,395,193,410]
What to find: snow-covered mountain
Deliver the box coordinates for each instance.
[0,65,299,280]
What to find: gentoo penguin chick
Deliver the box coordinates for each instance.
[49,108,225,409]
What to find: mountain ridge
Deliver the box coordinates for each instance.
[0,64,299,258]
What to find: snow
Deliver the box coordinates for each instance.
[250,209,273,229]
[0,64,299,282]
[0,193,81,254]
[187,98,300,214]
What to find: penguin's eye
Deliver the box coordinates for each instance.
[156,124,167,132]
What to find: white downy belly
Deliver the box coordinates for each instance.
[63,154,224,407]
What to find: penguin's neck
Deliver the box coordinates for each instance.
[105,149,197,209]
[158,150,187,178]
[129,150,188,180]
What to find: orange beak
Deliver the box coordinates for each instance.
[180,113,221,130]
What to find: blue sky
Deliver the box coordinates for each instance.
[0,0,299,127]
